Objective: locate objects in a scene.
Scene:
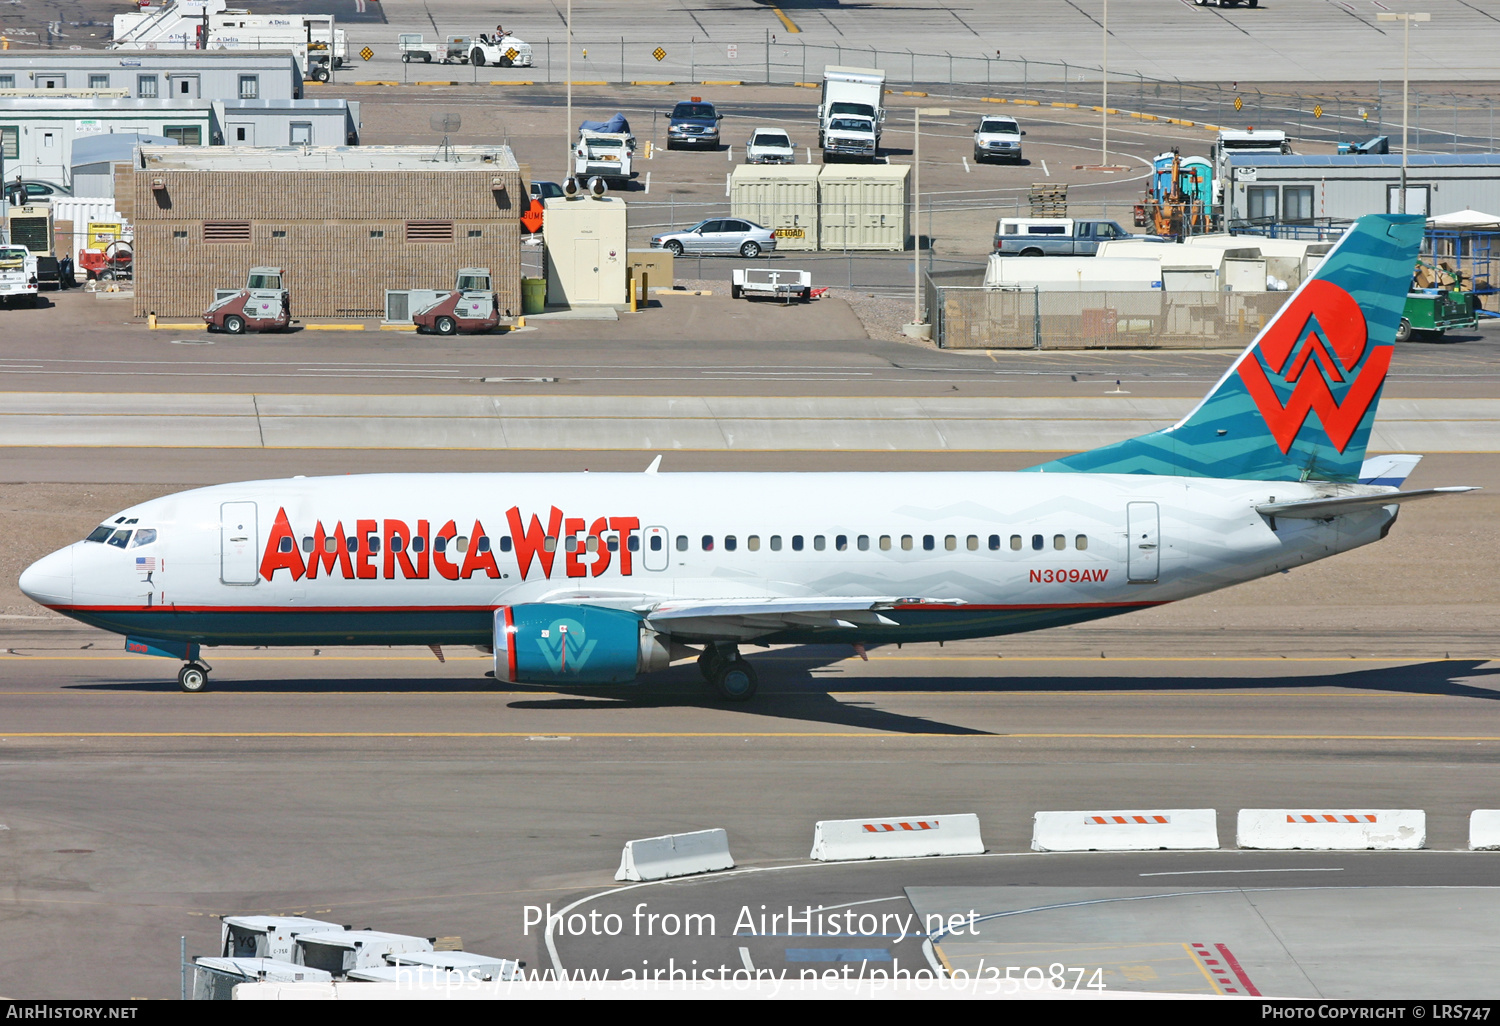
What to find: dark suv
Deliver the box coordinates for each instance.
[666,100,722,150]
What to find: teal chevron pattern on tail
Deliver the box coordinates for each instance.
[1027,214,1425,482]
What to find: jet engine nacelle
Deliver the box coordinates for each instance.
[492,604,675,685]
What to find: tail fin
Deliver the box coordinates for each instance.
[1028,214,1424,482]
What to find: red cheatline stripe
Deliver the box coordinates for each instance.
[1216,943,1261,997]
[1287,814,1377,823]
[861,821,936,832]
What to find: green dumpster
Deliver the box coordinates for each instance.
[522,277,546,315]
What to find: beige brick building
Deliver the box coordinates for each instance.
[125,146,524,319]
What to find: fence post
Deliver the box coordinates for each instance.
[909,49,915,86]
[1032,287,1041,349]
[181,936,188,1000]
[621,37,624,83]
[765,28,769,85]
[1062,61,1068,103]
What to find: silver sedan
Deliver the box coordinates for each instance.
[650,218,778,258]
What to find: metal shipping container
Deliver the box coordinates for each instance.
[817,163,909,252]
[730,164,819,252]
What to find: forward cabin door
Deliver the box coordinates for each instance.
[1126,502,1160,583]
[642,525,670,572]
[220,501,259,585]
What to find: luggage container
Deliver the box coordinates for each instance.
[192,958,331,1000]
[730,165,819,252]
[295,929,435,977]
[346,950,524,984]
[220,915,343,961]
[817,164,909,252]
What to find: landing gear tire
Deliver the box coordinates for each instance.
[223,314,246,335]
[178,663,209,693]
[711,659,757,701]
[1396,317,1412,343]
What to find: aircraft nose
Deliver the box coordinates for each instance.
[19,546,73,607]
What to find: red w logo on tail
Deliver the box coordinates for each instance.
[1237,279,1391,454]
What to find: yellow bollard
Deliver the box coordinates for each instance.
[517,315,525,328]
[148,313,157,329]
[628,268,637,313]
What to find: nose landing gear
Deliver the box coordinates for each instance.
[177,662,211,693]
[697,642,758,701]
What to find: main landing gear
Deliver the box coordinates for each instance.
[177,661,211,693]
[698,642,758,701]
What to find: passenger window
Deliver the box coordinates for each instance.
[1076,535,1089,551]
[813,535,826,551]
[1054,534,1066,550]
[923,535,935,551]
[770,535,783,551]
[278,536,294,553]
[675,536,688,552]
[880,535,891,551]
[586,536,599,552]
[607,536,619,552]
[565,536,578,553]
[86,526,114,543]
[944,535,956,551]
[477,536,491,553]
[988,535,1001,551]
[391,534,405,552]
[497,537,510,553]
[414,536,428,553]
[369,537,381,554]
[456,536,469,553]
[1010,535,1022,551]
[433,536,446,553]
[901,535,913,551]
[967,535,978,551]
[629,535,641,552]
[1031,534,1043,551]
[130,529,158,548]
[857,535,869,551]
[649,536,662,552]
[326,536,340,554]
[836,535,847,551]
[542,536,556,553]
[346,536,358,553]
[748,535,761,551]
[792,535,804,551]
[725,535,737,551]
[108,530,132,548]
[702,535,714,551]
[301,536,314,553]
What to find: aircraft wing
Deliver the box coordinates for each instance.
[643,596,958,640]
[1256,486,1477,519]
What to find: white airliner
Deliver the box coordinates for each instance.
[18,214,1474,698]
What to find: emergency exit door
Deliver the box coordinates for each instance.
[1126,502,1159,583]
[642,526,669,572]
[220,502,259,585]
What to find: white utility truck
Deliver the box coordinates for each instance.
[818,66,885,162]
[467,32,535,67]
[0,244,40,308]
[112,1,346,82]
[575,120,636,185]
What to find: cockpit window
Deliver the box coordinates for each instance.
[107,529,133,548]
[86,525,115,543]
[128,528,157,548]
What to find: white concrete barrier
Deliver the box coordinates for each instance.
[809,814,984,861]
[1237,809,1426,850]
[1031,810,1219,852]
[614,828,734,882]
[1469,810,1500,851]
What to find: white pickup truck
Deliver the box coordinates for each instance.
[575,131,636,185]
[0,245,39,308]
[973,116,1025,164]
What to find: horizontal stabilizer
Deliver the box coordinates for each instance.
[1257,485,1477,519]
[1358,453,1422,487]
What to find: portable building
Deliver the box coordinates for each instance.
[0,98,212,186]
[817,163,909,251]
[1182,232,1331,287]
[543,194,628,307]
[70,132,176,197]
[0,50,303,102]
[1225,153,1500,224]
[729,164,819,252]
[128,144,525,319]
[211,98,359,147]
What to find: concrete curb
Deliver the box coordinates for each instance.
[1238,809,1426,850]
[810,814,984,861]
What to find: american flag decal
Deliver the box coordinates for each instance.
[135,557,156,573]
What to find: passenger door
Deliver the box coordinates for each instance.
[1126,502,1159,584]
[642,526,670,572]
[220,502,259,585]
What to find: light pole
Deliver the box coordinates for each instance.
[905,106,949,337]
[1101,0,1108,167]
[1377,11,1429,214]
[565,0,573,181]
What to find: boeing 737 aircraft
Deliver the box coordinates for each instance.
[18,214,1475,698]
